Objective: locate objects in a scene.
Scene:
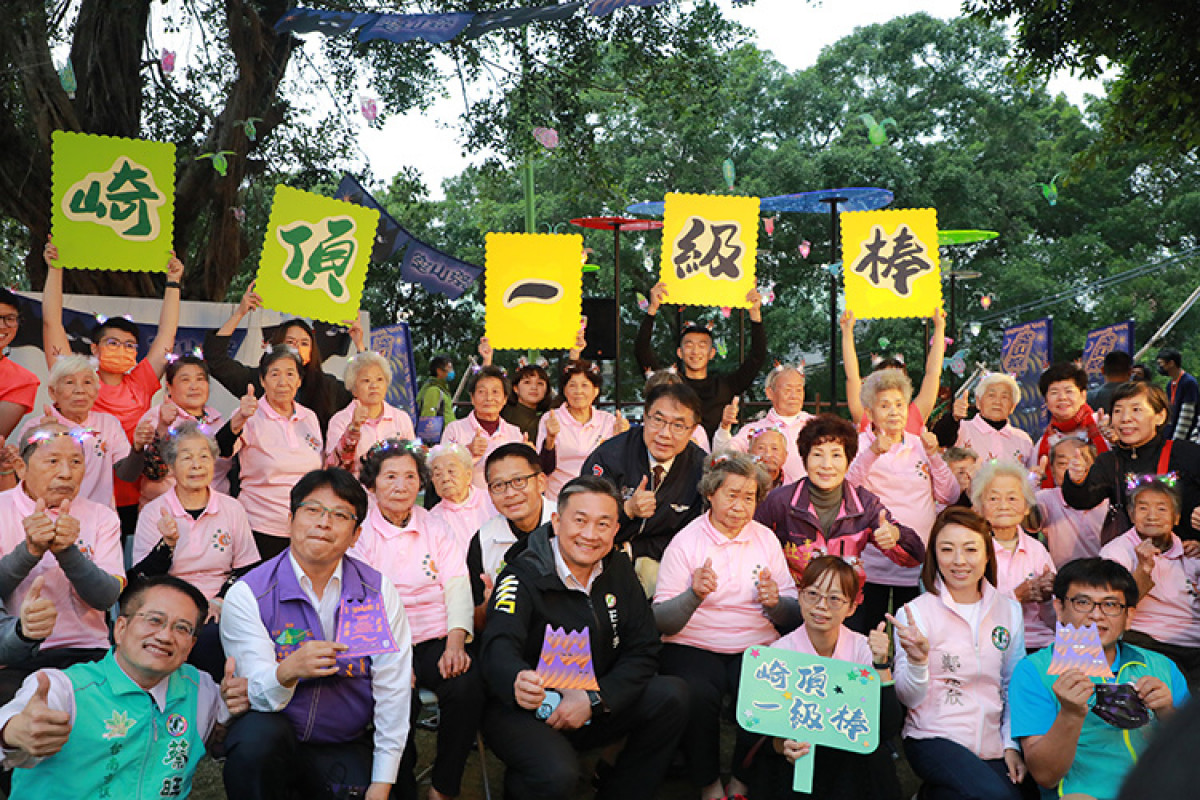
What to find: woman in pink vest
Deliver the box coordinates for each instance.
[891,507,1027,800]
[535,360,627,501]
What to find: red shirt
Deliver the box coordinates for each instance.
[0,357,38,413]
[94,360,162,507]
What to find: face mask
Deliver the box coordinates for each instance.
[446,370,456,381]
[98,350,137,375]
[1157,364,1171,377]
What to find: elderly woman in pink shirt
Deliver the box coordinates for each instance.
[325,351,415,476]
[351,438,482,800]
[653,451,799,800]
[428,442,496,550]
[217,345,323,559]
[535,359,628,501]
[973,458,1057,651]
[130,421,258,680]
[441,365,523,490]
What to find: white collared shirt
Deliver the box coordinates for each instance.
[550,536,603,593]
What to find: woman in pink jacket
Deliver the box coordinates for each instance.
[891,507,1027,800]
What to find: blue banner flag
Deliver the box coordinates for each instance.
[275,8,372,35]
[1001,317,1053,439]
[334,174,411,264]
[371,323,418,413]
[587,0,665,16]
[357,13,475,44]
[463,3,583,38]
[1081,321,1134,387]
[401,242,482,300]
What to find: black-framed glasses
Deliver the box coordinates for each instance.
[488,472,540,495]
[1067,595,1127,617]
[130,611,197,639]
[0,313,18,328]
[645,412,692,436]
[296,500,358,524]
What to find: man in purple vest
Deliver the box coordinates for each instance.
[220,468,414,800]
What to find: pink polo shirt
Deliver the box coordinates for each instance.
[236,401,323,537]
[441,412,524,489]
[136,402,230,506]
[1101,528,1200,648]
[429,488,496,550]
[654,513,797,654]
[0,487,123,650]
[18,407,130,510]
[535,405,619,500]
[1036,488,1108,567]
[728,409,813,484]
[773,623,873,665]
[955,415,1035,466]
[350,505,467,644]
[849,430,960,587]
[325,400,417,476]
[133,489,259,600]
[992,528,1057,648]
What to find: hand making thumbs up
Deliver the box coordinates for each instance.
[872,510,901,551]
[19,575,56,642]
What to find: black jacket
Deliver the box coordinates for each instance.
[581,428,705,561]
[479,525,662,717]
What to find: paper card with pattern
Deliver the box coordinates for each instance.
[335,595,400,657]
[841,208,943,319]
[536,624,600,690]
[484,232,584,350]
[1047,623,1113,678]
[255,185,379,323]
[738,646,882,793]
[50,131,176,272]
[659,192,759,308]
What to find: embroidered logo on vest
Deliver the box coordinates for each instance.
[166,713,188,737]
[102,710,136,739]
[991,625,1011,650]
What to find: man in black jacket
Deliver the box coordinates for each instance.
[479,476,687,800]
[635,281,766,438]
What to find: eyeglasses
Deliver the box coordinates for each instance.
[488,472,539,495]
[296,500,358,524]
[0,313,18,328]
[100,337,139,352]
[1067,595,1128,617]
[800,588,849,610]
[645,412,692,436]
[130,611,197,639]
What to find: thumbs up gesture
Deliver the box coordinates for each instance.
[872,510,901,551]
[49,499,79,554]
[133,418,156,450]
[232,384,258,432]
[1095,409,1116,443]
[721,397,740,431]
[468,430,489,458]
[952,392,969,421]
[756,567,779,609]
[220,657,250,717]
[0,443,22,484]
[625,475,656,519]
[38,404,58,426]
[158,399,180,433]
[1,672,72,756]
[22,499,55,557]
[544,412,561,440]
[615,412,630,434]
[158,507,180,549]
[692,557,718,599]
[869,621,890,666]
[19,575,56,642]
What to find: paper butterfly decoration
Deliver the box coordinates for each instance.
[533,127,559,149]
[980,294,993,310]
[763,217,775,236]
[231,207,246,223]
[798,240,811,259]
[947,350,967,377]
[238,117,263,142]
[717,341,729,359]
[720,306,732,318]
[636,292,649,312]
[58,60,77,99]
[859,113,896,147]
[722,158,736,189]
[968,322,982,336]
[360,97,378,122]
[1035,173,1062,206]
[161,49,176,73]
[196,151,235,177]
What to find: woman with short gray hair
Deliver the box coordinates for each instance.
[325,350,415,476]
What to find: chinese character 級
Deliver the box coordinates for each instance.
[672,217,743,281]
[789,698,824,732]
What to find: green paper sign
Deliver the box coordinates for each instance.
[50,131,176,272]
[737,646,882,793]
[255,185,379,324]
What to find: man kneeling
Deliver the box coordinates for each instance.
[480,475,687,800]
[0,575,248,797]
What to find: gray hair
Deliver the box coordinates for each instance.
[974,372,1020,407]
[427,442,473,473]
[160,420,218,465]
[48,354,98,387]
[765,365,805,392]
[1129,479,1181,517]
[861,368,913,410]
[970,458,1036,512]
[344,351,393,391]
[943,446,978,464]
[698,450,771,504]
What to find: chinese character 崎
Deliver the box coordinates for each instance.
[65,157,165,241]
[754,658,791,691]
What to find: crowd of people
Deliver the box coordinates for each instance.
[0,262,1194,800]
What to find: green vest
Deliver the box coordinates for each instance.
[12,651,207,800]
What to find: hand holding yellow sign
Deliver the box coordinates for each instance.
[659,193,760,308]
[841,208,942,319]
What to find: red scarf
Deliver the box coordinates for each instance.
[1036,403,1110,488]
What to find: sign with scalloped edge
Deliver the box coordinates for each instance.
[50,131,176,272]
[484,232,583,350]
[255,185,379,324]
[659,192,759,308]
[841,207,943,319]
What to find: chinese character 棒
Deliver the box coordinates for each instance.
[794,664,828,698]
[672,217,744,281]
[788,697,824,732]
[829,704,871,742]
[754,658,792,691]
[852,224,934,297]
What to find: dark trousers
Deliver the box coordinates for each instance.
[410,637,484,796]
[188,619,226,683]
[1122,629,1200,690]
[223,711,416,800]
[0,647,108,705]
[253,531,290,560]
[847,583,921,634]
[659,643,751,786]
[904,737,1021,800]
[482,675,687,800]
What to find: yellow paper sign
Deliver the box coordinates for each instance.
[659,192,759,308]
[841,208,942,319]
[484,233,584,350]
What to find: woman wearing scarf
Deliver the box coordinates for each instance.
[1034,362,1110,488]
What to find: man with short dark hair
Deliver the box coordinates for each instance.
[1088,350,1132,415]
[480,476,687,800]
[1009,558,1189,800]
[220,468,413,800]
[1156,347,1199,441]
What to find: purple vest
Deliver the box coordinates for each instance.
[242,549,382,744]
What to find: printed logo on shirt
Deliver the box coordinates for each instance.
[273,625,312,660]
[211,529,231,552]
[422,554,439,580]
[915,460,931,483]
[77,542,96,561]
[304,433,321,451]
[592,464,605,477]
[605,593,617,608]
[493,575,519,615]
[670,504,690,513]
[102,710,136,739]
[991,625,1011,651]
[166,713,188,737]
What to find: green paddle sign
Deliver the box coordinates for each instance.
[737,646,882,793]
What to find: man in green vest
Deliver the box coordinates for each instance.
[0,575,249,798]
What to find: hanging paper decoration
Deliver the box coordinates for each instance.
[761,282,776,305]
[798,240,811,259]
[1035,173,1062,206]
[763,217,775,236]
[196,151,235,177]
[532,126,559,149]
[360,97,379,122]
[720,306,732,319]
[981,294,993,310]
[238,117,263,142]
[254,185,379,323]
[659,192,760,309]
[636,292,649,312]
[841,208,942,320]
[50,131,176,272]
[335,595,401,657]
[722,158,736,189]
[968,322,982,336]
[485,232,584,350]
[824,262,842,278]
[716,341,728,359]
[58,60,77,99]
[859,113,896,148]
[947,351,967,377]
[231,207,246,223]
[160,49,176,73]
[877,337,890,350]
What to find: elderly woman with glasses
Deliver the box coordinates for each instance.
[326,351,415,477]
[351,438,481,800]
[428,443,495,550]
[653,451,799,800]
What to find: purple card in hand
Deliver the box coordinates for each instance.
[336,595,400,657]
